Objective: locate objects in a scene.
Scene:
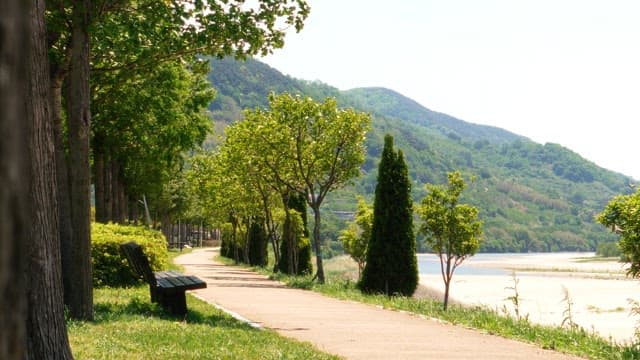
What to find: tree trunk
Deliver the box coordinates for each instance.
[65,0,93,320]
[311,206,325,283]
[443,279,451,311]
[24,0,74,356]
[51,79,76,308]
[111,161,119,222]
[94,143,106,222]
[117,173,126,223]
[104,157,112,220]
[0,2,29,357]
[129,196,139,224]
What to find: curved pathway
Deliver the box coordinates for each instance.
[175,248,582,360]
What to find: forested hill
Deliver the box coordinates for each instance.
[344,87,524,145]
[205,57,633,253]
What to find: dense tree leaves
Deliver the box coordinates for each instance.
[339,196,372,280]
[257,93,371,283]
[92,60,214,224]
[360,135,418,296]
[597,189,640,277]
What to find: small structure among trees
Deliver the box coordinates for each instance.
[360,134,418,296]
[418,171,482,310]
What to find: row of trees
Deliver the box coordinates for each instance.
[189,93,371,282]
[1,1,311,358]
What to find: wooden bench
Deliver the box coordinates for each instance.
[120,242,207,316]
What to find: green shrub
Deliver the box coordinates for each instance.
[92,223,169,287]
[595,241,621,258]
[248,221,268,267]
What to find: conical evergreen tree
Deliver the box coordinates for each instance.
[360,134,418,296]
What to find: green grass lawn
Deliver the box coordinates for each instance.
[67,248,339,360]
[68,286,339,360]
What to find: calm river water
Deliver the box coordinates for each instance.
[418,253,531,276]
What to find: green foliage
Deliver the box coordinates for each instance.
[267,266,634,360]
[248,221,268,267]
[339,196,372,279]
[220,222,235,259]
[278,195,313,275]
[360,135,418,296]
[204,58,630,254]
[91,223,169,287]
[597,188,640,276]
[595,241,621,258]
[418,171,482,309]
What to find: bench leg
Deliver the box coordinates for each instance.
[150,285,160,304]
[160,291,187,316]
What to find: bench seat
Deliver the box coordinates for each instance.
[120,242,206,316]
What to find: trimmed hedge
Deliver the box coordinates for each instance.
[92,223,169,287]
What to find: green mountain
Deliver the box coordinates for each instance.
[205,57,632,253]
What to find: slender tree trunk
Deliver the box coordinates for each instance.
[311,206,325,283]
[129,197,139,224]
[104,157,112,221]
[0,2,29,357]
[94,144,106,222]
[66,0,93,320]
[118,177,126,224]
[25,0,74,356]
[51,80,76,308]
[111,161,119,222]
[443,279,451,311]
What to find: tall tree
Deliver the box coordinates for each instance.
[247,93,371,283]
[25,0,74,356]
[44,0,310,318]
[65,0,94,320]
[0,1,29,357]
[418,171,483,310]
[360,134,418,296]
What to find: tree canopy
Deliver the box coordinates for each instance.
[360,134,418,296]
[418,171,482,310]
[597,188,640,277]
[339,196,373,280]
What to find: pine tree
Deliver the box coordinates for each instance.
[360,134,418,296]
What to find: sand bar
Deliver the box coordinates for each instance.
[419,252,639,343]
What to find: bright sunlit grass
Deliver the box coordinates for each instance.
[67,286,339,360]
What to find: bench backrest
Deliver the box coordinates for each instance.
[120,242,156,285]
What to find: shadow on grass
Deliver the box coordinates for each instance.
[90,287,255,331]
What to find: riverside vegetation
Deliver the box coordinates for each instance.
[206,57,633,256]
[226,255,640,360]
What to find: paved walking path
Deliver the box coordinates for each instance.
[174,248,582,360]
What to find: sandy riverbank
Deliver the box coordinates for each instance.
[418,253,639,343]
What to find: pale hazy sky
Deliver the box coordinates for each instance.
[261,0,640,179]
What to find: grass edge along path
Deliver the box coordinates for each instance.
[221,256,640,360]
[66,249,340,360]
